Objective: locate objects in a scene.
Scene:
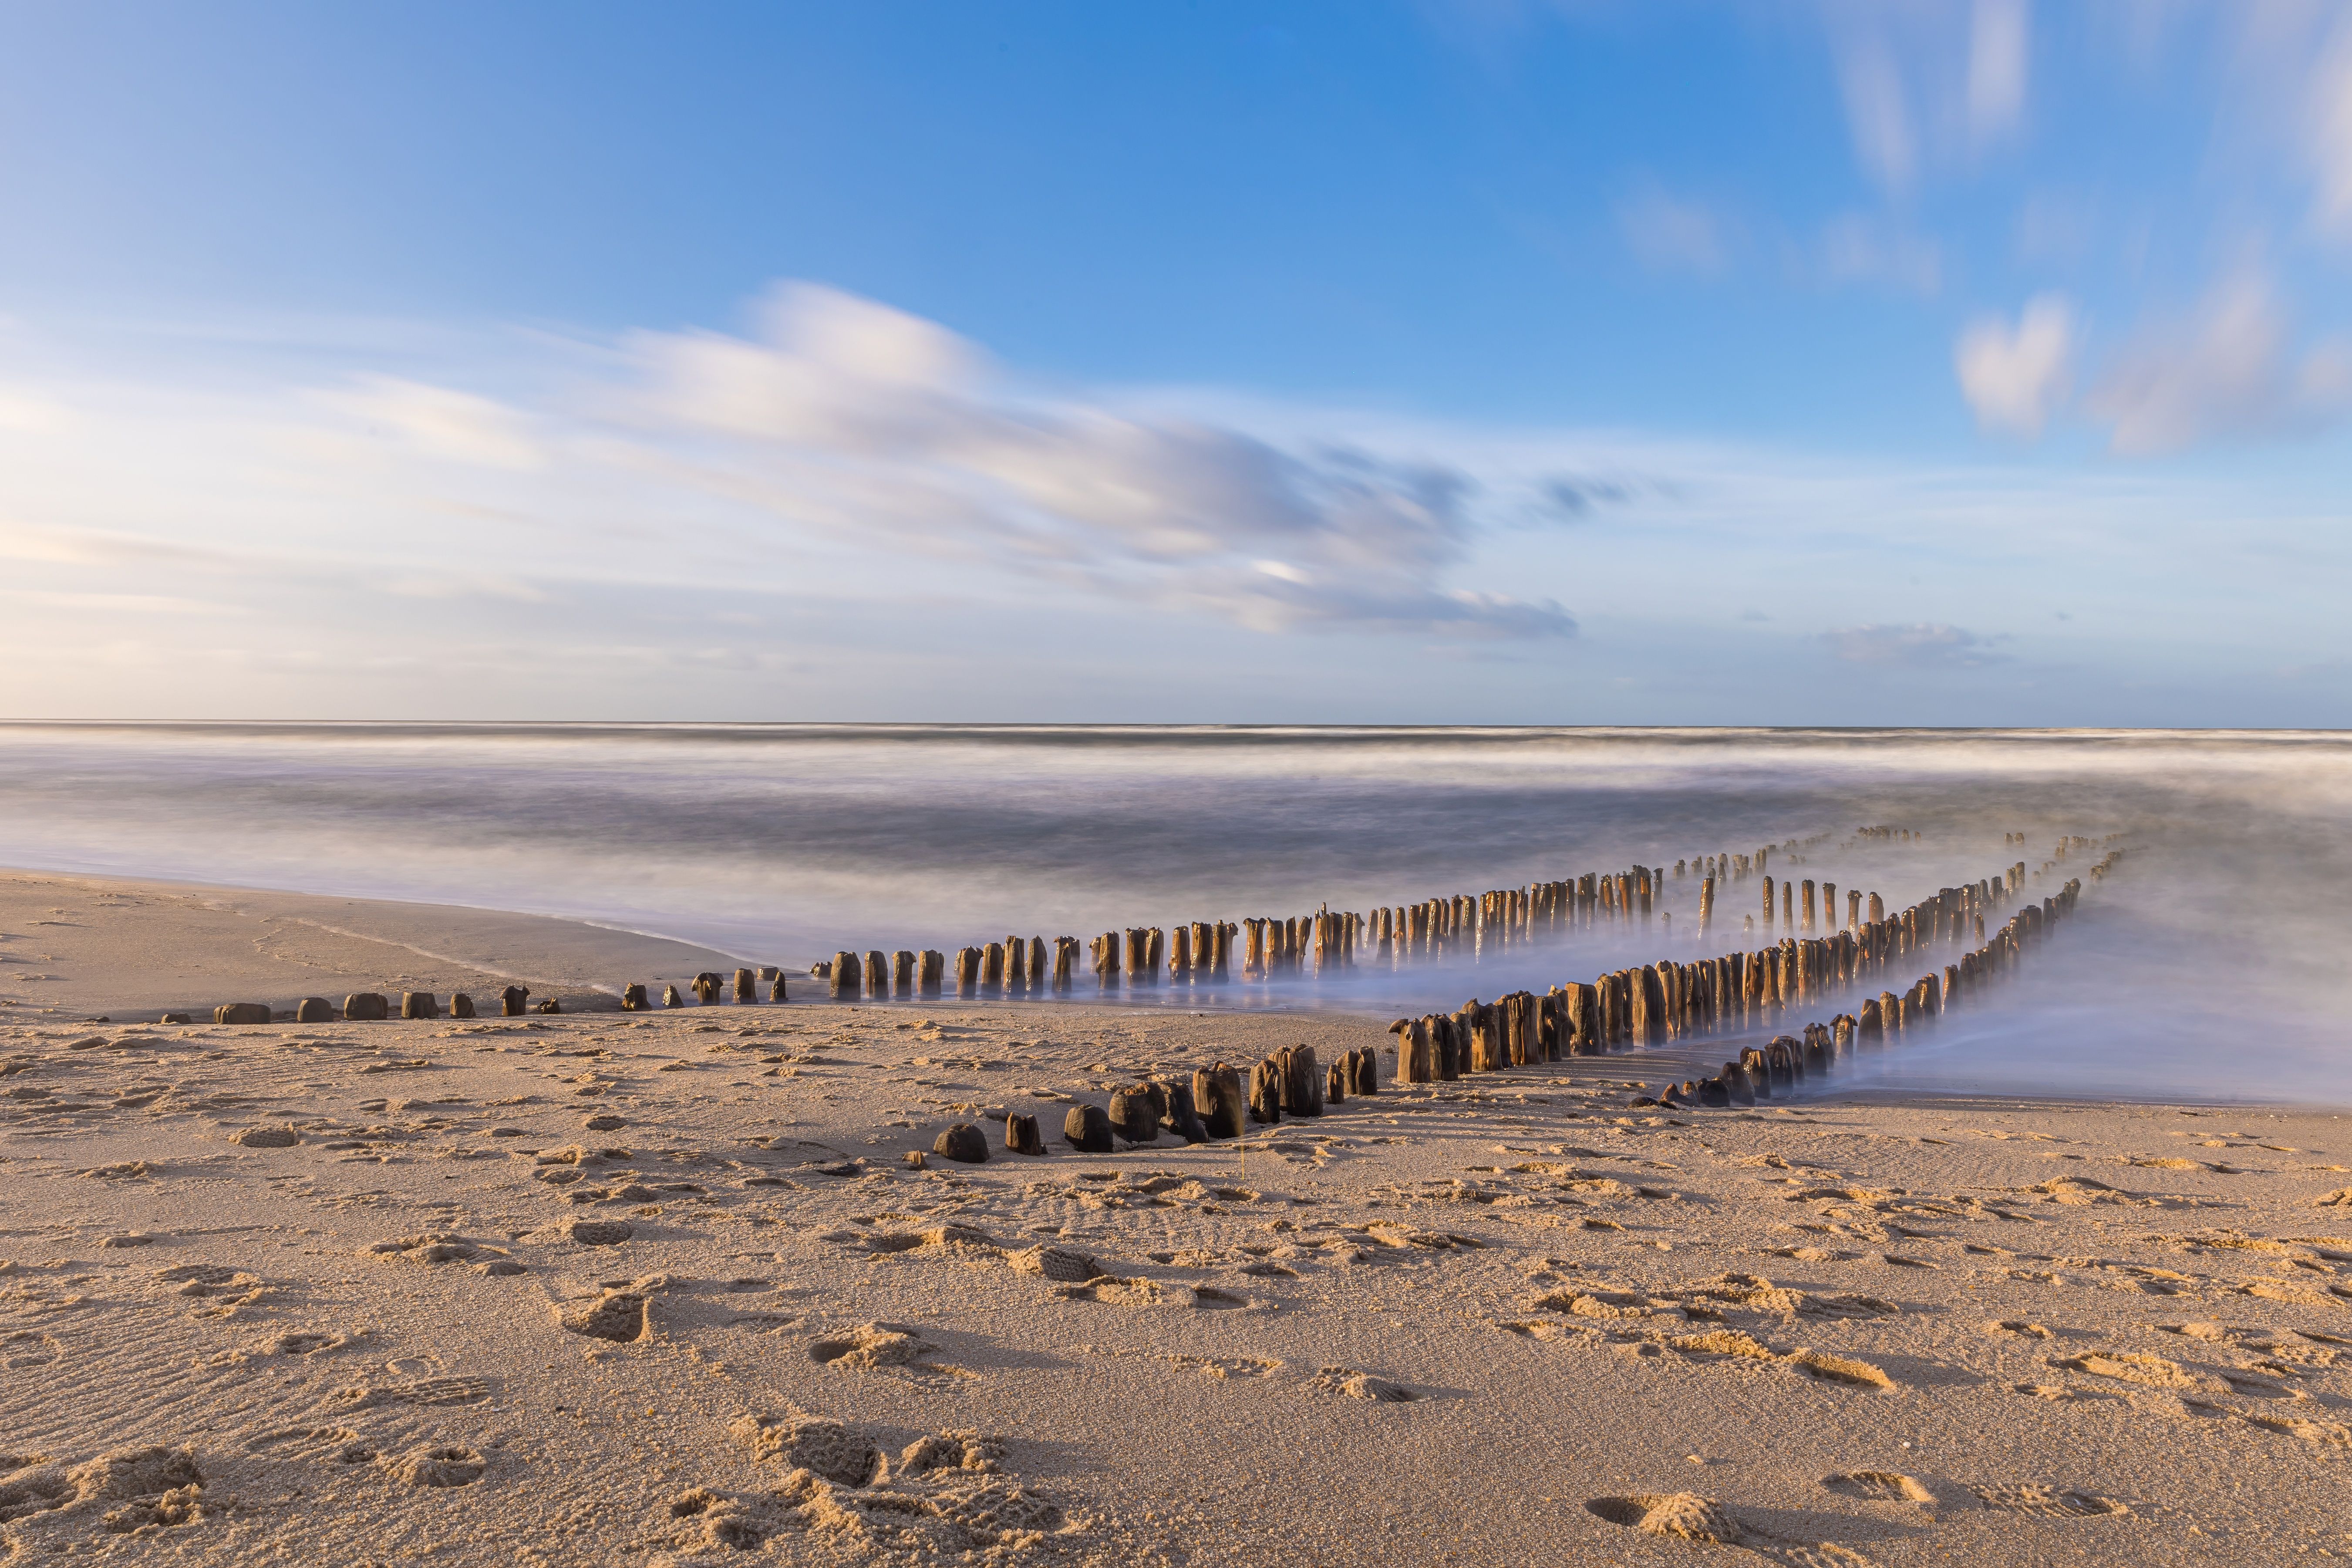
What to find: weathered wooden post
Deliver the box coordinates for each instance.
[501,985,530,1017]
[663,982,684,1008]
[982,942,1006,997]
[919,950,943,999]
[955,948,981,999]
[1170,924,1192,985]
[892,951,914,999]
[831,952,859,1001]
[1249,1059,1284,1124]
[1278,1045,1323,1116]
[1006,1113,1043,1156]
[1195,1063,1245,1139]
[860,952,885,999]
[1064,1103,1114,1152]
[621,983,650,1011]
[1762,875,1775,932]
[1395,1019,1430,1083]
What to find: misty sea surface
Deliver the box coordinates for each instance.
[0,722,2345,1104]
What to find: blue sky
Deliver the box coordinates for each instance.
[1,1,2348,724]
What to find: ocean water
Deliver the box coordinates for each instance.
[0,722,2345,1103]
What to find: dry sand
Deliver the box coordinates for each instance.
[2,868,2349,1565]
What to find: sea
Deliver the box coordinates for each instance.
[0,722,2345,1103]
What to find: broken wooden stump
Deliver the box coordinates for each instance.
[215,1002,272,1025]
[735,968,758,1003]
[1194,1063,1245,1140]
[663,983,684,1008]
[893,951,915,999]
[955,948,981,999]
[1108,1086,1160,1144]
[920,949,943,999]
[501,985,530,1017]
[344,992,389,1022]
[933,1124,988,1164]
[295,998,334,1024]
[1005,1113,1044,1157]
[450,993,476,1019]
[401,991,438,1020]
[1278,1045,1323,1116]
[1249,1058,1284,1124]
[1158,1076,1209,1143]
[1063,1103,1114,1153]
[621,983,650,1012]
[863,951,887,999]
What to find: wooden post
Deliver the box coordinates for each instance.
[955,947,981,999]
[831,952,859,1000]
[1006,1113,1043,1156]
[734,968,758,1003]
[892,951,914,998]
[1802,878,1816,932]
[1249,1059,1283,1124]
[919,950,943,999]
[863,951,887,999]
[1170,924,1191,984]
[1762,875,1774,931]
[1195,1064,1245,1139]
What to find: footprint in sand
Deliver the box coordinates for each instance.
[246,1426,377,1465]
[1970,1483,2128,1517]
[1305,1366,1416,1402]
[1164,1354,1282,1380]
[805,1322,931,1370]
[1822,1472,1934,1506]
[1585,1493,1877,1565]
[389,1445,486,1487]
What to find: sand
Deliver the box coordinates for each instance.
[2,868,2349,1566]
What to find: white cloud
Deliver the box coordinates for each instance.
[1955,293,2077,438]
[2312,14,2352,235]
[1833,27,1917,191]
[1824,623,2009,669]
[2089,269,2349,453]
[1968,0,2032,145]
[1821,212,1943,294]
[320,376,547,471]
[1616,185,1732,276]
[618,283,1575,639]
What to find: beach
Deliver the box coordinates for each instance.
[2,868,2347,1565]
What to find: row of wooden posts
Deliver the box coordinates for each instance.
[1388,870,2084,1103]
[971,1040,1389,1160]
[803,846,1823,1003]
[942,857,2093,1158]
[206,983,550,1025]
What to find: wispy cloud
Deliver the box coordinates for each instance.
[1616,183,1734,277]
[1823,623,2011,669]
[620,284,1575,639]
[2089,269,2351,454]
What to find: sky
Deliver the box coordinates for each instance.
[0,0,2348,726]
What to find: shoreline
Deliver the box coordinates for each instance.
[4,864,2339,1115]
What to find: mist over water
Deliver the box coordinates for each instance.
[0,722,2345,1103]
